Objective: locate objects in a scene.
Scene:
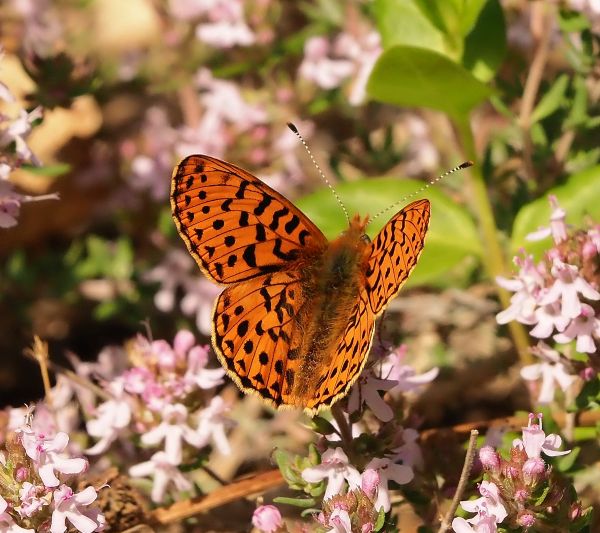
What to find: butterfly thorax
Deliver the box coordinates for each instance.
[290,215,371,405]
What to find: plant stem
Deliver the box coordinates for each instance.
[331,403,353,447]
[453,116,532,364]
[437,429,479,533]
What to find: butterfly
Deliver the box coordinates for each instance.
[171,155,430,415]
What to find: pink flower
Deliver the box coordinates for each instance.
[50,485,103,533]
[526,196,568,244]
[19,430,87,488]
[554,303,600,353]
[184,345,225,389]
[360,469,380,499]
[325,508,352,533]
[513,413,571,459]
[18,482,47,517]
[251,505,283,533]
[364,457,413,512]
[347,373,396,422]
[140,403,200,464]
[459,481,507,523]
[521,342,578,403]
[452,507,499,533]
[302,448,361,499]
[195,396,233,454]
[529,302,570,338]
[299,36,354,90]
[85,381,132,455]
[0,106,43,164]
[539,260,600,320]
[129,451,192,503]
[1,495,34,533]
[391,428,423,470]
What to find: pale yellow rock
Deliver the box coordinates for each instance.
[92,0,161,52]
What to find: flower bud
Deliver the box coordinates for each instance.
[15,466,29,482]
[523,457,546,483]
[252,505,283,533]
[361,469,380,499]
[517,511,536,528]
[479,446,501,471]
[514,488,529,502]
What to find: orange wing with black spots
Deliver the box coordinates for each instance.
[365,199,430,314]
[303,287,375,411]
[171,155,327,284]
[213,270,307,408]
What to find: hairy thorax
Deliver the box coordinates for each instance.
[291,216,370,402]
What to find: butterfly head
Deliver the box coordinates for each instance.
[337,213,371,248]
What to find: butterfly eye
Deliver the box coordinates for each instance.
[360,234,371,244]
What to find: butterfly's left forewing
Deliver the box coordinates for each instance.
[365,199,430,314]
[171,155,327,284]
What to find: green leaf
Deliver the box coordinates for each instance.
[510,165,600,255]
[555,446,580,472]
[367,45,491,119]
[273,496,316,508]
[374,506,387,531]
[462,0,506,82]
[373,0,446,53]
[558,8,591,33]
[296,178,482,286]
[20,163,71,177]
[531,74,570,123]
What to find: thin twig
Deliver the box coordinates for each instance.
[202,465,228,486]
[331,403,353,446]
[24,336,53,407]
[152,469,284,524]
[518,2,553,182]
[23,348,112,401]
[437,430,479,533]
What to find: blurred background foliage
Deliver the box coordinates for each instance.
[1,0,599,423]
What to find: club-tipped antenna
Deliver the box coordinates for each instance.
[287,122,350,225]
[369,160,474,225]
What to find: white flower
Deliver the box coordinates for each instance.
[302,448,361,500]
[129,451,192,503]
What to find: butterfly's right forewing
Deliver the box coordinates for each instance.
[171,155,327,284]
[365,199,430,314]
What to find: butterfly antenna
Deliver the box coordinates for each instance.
[287,122,350,225]
[369,160,474,225]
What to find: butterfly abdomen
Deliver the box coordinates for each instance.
[289,228,371,406]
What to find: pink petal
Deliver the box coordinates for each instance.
[64,509,98,533]
[74,487,97,506]
[38,464,60,487]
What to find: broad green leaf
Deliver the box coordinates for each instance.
[373,0,446,54]
[367,46,491,119]
[511,165,600,255]
[531,74,569,123]
[296,178,482,286]
[415,0,486,37]
[462,0,507,82]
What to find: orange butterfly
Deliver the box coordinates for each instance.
[171,155,430,415]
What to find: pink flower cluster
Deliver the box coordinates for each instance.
[453,414,584,532]
[0,417,104,533]
[299,29,381,106]
[168,0,273,49]
[348,344,439,422]
[0,48,58,228]
[84,331,232,503]
[496,196,600,403]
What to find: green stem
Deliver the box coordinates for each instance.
[453,115,532,365]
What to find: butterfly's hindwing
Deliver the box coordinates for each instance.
[306,287,375,411]
[171,155,327,284]
[213,270,308,407]
[366,199,430,314]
